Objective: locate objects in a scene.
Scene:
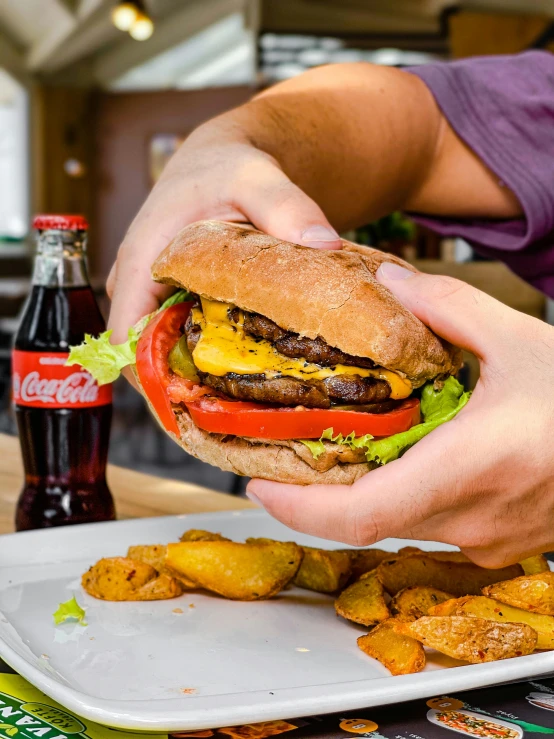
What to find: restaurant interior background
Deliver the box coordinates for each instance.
[0,0,552,495]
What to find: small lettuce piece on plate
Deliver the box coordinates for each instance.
[53,596,87,626]
[300,377,470,466]
[66,289,191,384]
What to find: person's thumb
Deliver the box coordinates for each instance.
[239,158,342,250]
[375,262,521,358]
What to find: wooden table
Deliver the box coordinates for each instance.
[0,433,252,535]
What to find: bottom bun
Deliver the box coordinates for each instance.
[174,410,375,485]
[134,367,375,485]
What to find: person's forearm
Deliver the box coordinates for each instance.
[185,63,522,230]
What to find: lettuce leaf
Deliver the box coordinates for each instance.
[300,427,374,459]
[300,377,470,466]
[53,596,87,626]
[66,327,138,385]
[158,289,191,311]
[299,439,327,460]
[363,377,470,465]
[66,290,191,384]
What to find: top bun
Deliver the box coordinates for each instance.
[151,220,461,385]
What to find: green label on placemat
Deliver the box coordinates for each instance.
[0,676,166,739]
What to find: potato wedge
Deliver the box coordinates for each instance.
[82,557,183,601]
[247,538,351,594]
[483,571,554,615]
[377,554,522,597]
[399,547,469,563]
[294,547,351,593]
[127,544,196,589]
[390,586,455,621]
[393,616,537,663]
[520,555,550,575]
[166,541,303,600]
[358,619,425,675]
[428,598,462,616]
[339,549,391,581]
[335,570,390,626]
[180,529,230,542]
[429,595,554,650]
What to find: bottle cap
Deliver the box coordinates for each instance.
[33,214,89,231]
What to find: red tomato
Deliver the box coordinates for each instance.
[185,396,421,440]
[135,302,194,435]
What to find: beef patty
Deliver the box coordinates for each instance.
[185,304,392,408]
[239,311,376,369]
[198,371,392,409]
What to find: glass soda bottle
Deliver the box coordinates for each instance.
[11,214,116,530]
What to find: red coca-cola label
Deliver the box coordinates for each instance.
[11,350,112,408]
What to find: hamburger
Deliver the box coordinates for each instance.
[69,220,468,485]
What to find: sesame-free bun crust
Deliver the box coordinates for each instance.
[152,220,461,384]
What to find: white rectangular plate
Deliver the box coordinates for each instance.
[0,510,553,731]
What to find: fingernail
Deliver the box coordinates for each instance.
[300,225,341,244]
[246,489,264,507]
[376,262,414,281]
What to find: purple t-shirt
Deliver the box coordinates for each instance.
[407,51,554,298]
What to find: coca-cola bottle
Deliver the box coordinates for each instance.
[11,214,115,530]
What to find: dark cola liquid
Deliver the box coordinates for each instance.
[14,286,115,530]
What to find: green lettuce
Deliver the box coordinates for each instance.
[66,327,138,385]
[300,376,470,466]
[66,290,190,384]
[301,429,375,460]
[53,596,87,626]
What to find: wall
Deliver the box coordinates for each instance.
[94,86,253,279]
[0,69,28,238]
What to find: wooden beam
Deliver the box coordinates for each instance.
[449,10,551,57]
[93,0,246,86]
[0,28,31,88]
[260,0,441,34]
[26,0,109,71]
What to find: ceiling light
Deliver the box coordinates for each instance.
[111,2,140,31]
[129,12,154,41]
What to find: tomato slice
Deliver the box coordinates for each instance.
[135,302,194,435]
[185,396,421,440]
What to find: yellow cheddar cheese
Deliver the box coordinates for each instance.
[190,298,412,400]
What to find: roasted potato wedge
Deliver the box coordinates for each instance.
[358,619,425,675]
[393,616,537,663]
[428,598,461,616]
[180,529,231,542]
[166,541,303,600]
[483,571,554,615]
[377,554,522,597]
[339,549,391,582]
[429,595,554,650]
[294,547,351,593]
[247,538,351,594]
[398,547,469,563]
[390,586,455,621]
[520,555,550,575]
[335,570,390,626]
[127,544,196,589]
[82,557,183,601]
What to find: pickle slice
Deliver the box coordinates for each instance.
[168,336,199,382]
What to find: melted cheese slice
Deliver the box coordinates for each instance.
[191,298,412,400]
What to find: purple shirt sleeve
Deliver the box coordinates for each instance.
[406,51,554,298]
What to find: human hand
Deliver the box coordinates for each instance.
[106,122,341,344]
[247,264,554,567]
